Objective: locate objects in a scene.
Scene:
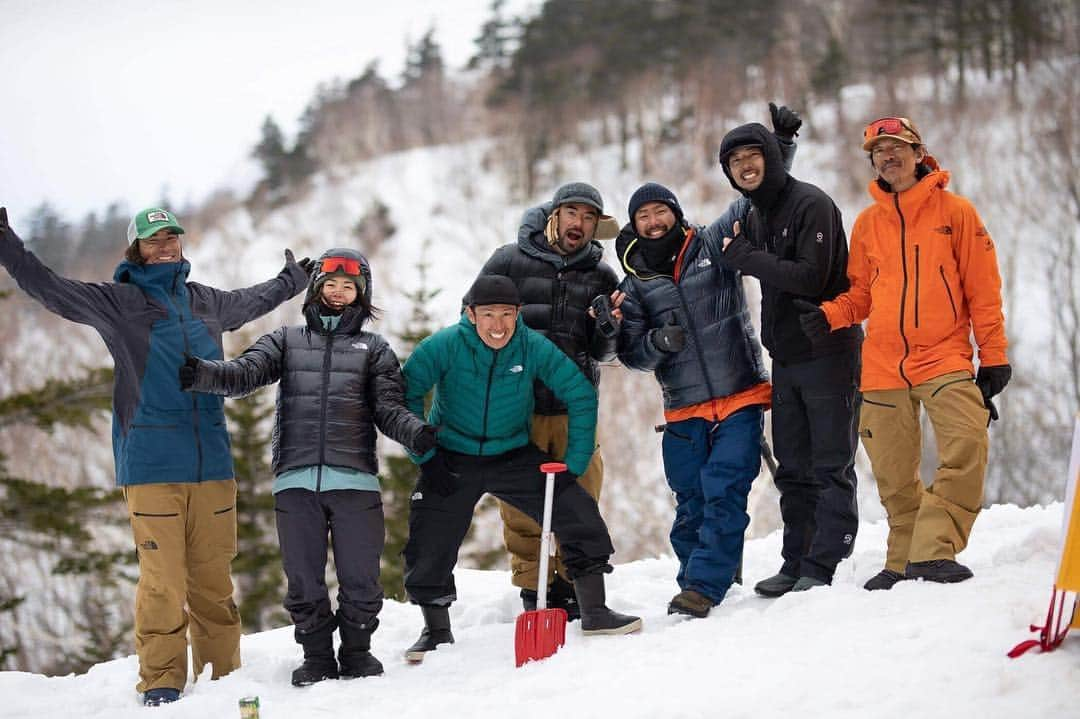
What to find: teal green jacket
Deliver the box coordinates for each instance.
[404,313,598,475]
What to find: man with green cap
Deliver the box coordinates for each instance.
[0,205,310,705]
[476,181,622,619]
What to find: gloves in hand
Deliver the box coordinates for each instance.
[413,425,439,456]
[976,364,1011,423]
[0,207,8,232]
[792,299,830,342]
[178,354,199,391]
[769,102,802,140]
[649,316,686,353]
[421,450,459,497]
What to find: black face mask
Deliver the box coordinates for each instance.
[638,223,685,275]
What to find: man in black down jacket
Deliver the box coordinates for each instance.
[477,182,621,618]
[718,121,863,597]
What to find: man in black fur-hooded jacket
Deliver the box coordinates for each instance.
[477,182,621,618]
[717,121,863,597]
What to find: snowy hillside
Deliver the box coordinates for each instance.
[1,503,1075,719]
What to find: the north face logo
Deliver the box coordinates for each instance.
[697,257,711,269]
[509,365,523,373]
[351,341,368,350]
[146,210,169,223]
[933,225,953,235]
[140,539,159,551]
[411,491,423,501]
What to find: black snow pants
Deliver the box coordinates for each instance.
[770,351,861,583]
[274,488,384,641]
[403,443,614,606]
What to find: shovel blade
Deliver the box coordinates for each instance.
[514,608,568,667]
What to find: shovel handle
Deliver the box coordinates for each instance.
[535,463,566,610]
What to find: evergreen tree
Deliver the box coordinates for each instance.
[252,116,290,192]
[379,244,441,600]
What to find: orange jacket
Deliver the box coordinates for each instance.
[821,163,1008,391]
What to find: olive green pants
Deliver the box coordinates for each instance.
[498,414,603,590]
[124,479,241,693]
[859,371,989,572]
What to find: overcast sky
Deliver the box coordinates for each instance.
[1,0,534,226]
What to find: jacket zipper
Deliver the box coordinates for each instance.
[316,331,335,494]
[479,349,498,455]
[940,266,958,321]
[893,195,913,388]
[165,269,203,481]
[914,245,920,328]
[672,281,720,408]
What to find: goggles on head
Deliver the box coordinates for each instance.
[862,116,921,149]
[320,256,362,275]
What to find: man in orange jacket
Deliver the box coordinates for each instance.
[797,116,1010,590]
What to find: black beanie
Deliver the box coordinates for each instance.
[466,274,521,307]
[627,182,684,228]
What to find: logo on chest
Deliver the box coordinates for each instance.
[508,364,524,374]
[351,341,368,350]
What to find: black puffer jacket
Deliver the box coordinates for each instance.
[617,219,769,411]
[189,300,427,479]
[479,202,619,415]
[719,123,862,363]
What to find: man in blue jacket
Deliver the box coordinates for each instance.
[0,206,308,705]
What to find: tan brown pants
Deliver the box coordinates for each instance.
[498,414,603,590]
[124,479,241,692]
[859,371,989,572]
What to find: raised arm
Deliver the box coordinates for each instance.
[203,250,309,331]
[0,207,125,329]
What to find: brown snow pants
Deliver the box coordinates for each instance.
[498,414,604,590]
[124,479,241,693]
[858,371,990,572]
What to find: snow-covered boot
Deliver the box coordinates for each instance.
[573,574,642,635]
[338,619,384,678]
[291,626,339,686]
[404,605,454,663]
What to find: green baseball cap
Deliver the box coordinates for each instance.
[127,208,185,245]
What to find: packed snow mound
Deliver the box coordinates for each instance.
[1,503,1076,719]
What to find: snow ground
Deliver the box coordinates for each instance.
[1,503,1076,719]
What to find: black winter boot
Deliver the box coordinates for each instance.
[906,559,973,583]
[863,568,907,591]
[754,572,798,598]
[520,588,538,611]
[338,619,384,678]
[291,627,339,687]
[548,574,581,622]
[404,605,454,663]
[573,574,642,635]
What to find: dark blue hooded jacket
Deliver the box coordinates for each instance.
[0,223,307,486]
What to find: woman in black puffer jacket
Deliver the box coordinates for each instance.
[184,248,437,687]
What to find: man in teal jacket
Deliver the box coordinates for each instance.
[401,274,641,662]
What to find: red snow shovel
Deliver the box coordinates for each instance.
[514,462,569,667]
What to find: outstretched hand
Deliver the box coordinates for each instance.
[179,354,199,391]
[769,102,802,140]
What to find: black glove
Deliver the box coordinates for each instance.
[792,299,830,342]
[297,256,315,275]
[769,102,802,140]
[976,364,1011,423]
[649,316,686,353]
[178,354,199,391]
[413,425,439,456]
[421,450,459,497]
[0,207,8,232]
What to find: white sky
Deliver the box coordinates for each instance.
[0,0,534,226]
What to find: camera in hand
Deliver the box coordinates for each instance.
[591,294,618,338]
